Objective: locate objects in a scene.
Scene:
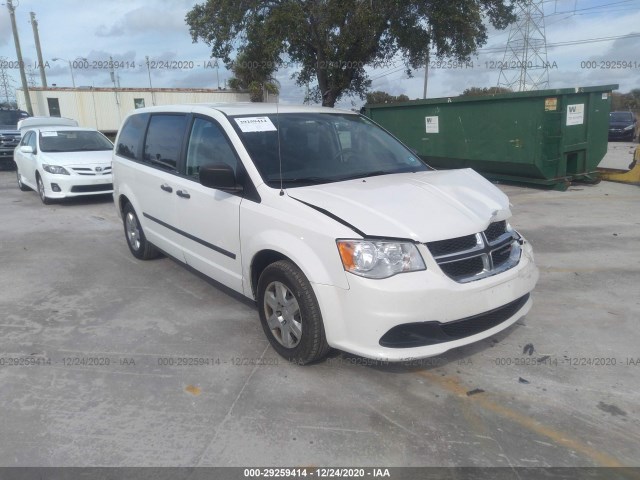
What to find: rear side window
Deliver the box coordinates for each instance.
[143,114,188,172]
[117,113,149,160]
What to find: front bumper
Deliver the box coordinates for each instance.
[314,241,538,362]
[608,129,635,141]
[42,171,113,198]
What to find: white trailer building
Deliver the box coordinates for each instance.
[16,87,253,135]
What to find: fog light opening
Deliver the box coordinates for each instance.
[51,183,61,192]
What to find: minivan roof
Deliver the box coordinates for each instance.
[131,103,357,117]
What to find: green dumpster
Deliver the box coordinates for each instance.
[363,84,618,190]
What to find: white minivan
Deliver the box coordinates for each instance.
[112,104,538,364]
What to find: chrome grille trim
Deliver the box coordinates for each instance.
[426,222,522,283]
[70,166,112,176]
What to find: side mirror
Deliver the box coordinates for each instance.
[199,163,243,193]
[20,145,34,154]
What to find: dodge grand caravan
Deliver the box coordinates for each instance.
[112,104,538,364]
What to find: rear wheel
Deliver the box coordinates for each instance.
[16,169,30,191]
[257,260,330,365]
[36,173,52,204]
[122,203,159,260]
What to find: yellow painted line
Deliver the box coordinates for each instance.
[417,370,625,467]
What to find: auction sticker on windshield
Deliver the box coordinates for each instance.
[235,116,278,132]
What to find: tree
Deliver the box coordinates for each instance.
[365,90,410,105]
[460,86,513,97]
[611,89,640,111]
[228,51,280,102]
[186,0,517,107]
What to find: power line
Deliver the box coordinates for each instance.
[370,30,640,86]
[478,32,640,54]
[545,0,638,17]
[369,2,640,85]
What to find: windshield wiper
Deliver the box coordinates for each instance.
[334,170,393,181]
[276,177,331,185]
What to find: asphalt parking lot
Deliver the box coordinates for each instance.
[0,168,638,468]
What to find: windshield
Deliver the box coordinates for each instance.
[232,113,430,187]
[39,130,114,152]
[609,112,633,122]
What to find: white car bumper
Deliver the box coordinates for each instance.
[314,241,539,362]
[42,171,113,198]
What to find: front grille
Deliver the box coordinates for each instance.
[427,234,478,257]
[485,220,507,242]
[426,221,521,283]
[70,183,113,193]
[0,134,20,142]
[492,244,513,267]
[71,166,112,176]
[439,256,484,280]
[379,294,530,348]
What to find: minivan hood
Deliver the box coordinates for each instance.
[287,168,511,242]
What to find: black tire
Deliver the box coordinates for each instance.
[122,203,160,260]
[36,173,52,204]
[16,169,30,191]
[257,260,330,365]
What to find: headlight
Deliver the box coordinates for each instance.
[623,124,635,131]
[337,239,426,279]
[42,164,70,175]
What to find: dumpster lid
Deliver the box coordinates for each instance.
[364,84,620,109]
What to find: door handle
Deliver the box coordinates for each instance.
[176,190,190,199]
[160,184,173,193]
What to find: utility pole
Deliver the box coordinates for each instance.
[422,53,429,100]
[216,60,220,90]
[7,0,33,115]
[145,56,156,106]
[423,27,431,99]
[30,12,47,87]
[109,56,122,123]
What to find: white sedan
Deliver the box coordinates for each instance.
[14,127,114,204]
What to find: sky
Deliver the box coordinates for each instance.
[1,0,639,109]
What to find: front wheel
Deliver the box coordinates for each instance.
[36,174,52,204]
[257,260,330,365]
[122,203,159,260]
